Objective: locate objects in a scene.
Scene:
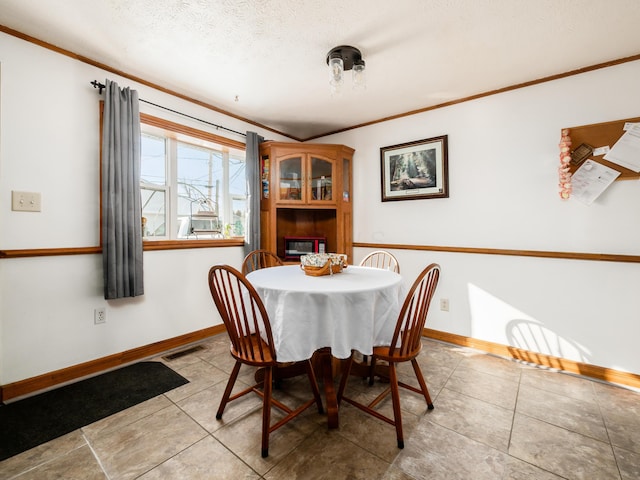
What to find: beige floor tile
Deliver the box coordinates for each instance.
[520,368,597,402]
[212,405,322,476]
[264,428,391,480]
[593,380,640,410]
[200,335,232,353]
[457,351,524,382]
[615,446,640,480]
[163,359,230,403]
[499,457,566,479]
[444,363,519,410]
[393,420,512,479]
[333,401,419,462]
[428,387,513,452]
[82,395,173,441]
[90,405,207,480]
[509,413,619,479]
[380,465,419,480]
[199,341,240,373]
[14,445,106,480]
[201,350,241,374]
[201,351,261,385]
[594,381,640,454]
[516,383,608,441]
[177,380,261,433]
[138,436,259,479]
[417,339,468,370]
[362,370,439,418]
[0,431,87,479]
[602,410,640,454]
[416,361,456,397]
[341,375,418,421]
[6,337,640,480]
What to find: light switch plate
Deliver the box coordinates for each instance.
[12,191,41,212]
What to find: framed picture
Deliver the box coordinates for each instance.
[380,135,449,201]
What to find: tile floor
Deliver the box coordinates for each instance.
[1,335,640,479]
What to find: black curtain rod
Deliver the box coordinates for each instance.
[91,80,246,138]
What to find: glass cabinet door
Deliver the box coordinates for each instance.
[310,157,333,202]
[342,157,350,202]
[278,156,302,202]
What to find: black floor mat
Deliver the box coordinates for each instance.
[0,361,189,461]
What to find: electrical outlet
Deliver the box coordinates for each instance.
[439,298,450,312]
[94,307,106,324]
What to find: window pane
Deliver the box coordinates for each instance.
[139,116,247,242]
[177,142,222,216]
[231,197,246,236]
[141,134,166,185]
[141,188,166,237]
[229,154,246,196]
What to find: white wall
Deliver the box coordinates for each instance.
[323,60,640,375]
[2,30,640,387]
[0,32,289,385]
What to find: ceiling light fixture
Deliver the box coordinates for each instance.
[326,45,366,95]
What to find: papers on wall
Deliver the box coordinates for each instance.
[603,123,640,172]
[571,160,621,205]
[592,146,610,156]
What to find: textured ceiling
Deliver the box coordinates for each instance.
[2,0,640,140]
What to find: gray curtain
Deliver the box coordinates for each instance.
[102,79,144,299]
[244,131,264,257]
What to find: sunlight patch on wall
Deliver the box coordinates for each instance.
[468,283,592,364]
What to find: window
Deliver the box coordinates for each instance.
[139,114,246,241]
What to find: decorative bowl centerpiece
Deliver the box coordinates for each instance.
[300,253,348,276]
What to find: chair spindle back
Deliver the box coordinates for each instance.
[208,264,276,364]
[359,250,400,273]
[242,249,284,275]
[389,263,440,358]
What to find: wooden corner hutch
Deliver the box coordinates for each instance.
[259,141,355,263]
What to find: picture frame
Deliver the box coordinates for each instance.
[380,135,449,201]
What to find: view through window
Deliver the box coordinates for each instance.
[139,115,246,241]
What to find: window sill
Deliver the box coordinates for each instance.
[143,238,245,251]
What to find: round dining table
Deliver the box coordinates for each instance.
[246,264,406,428]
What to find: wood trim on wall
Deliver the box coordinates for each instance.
[140,113,246,150]
[354,242,640,263]
[306,53,640,140]
[0,239,244,259]
[0,246,102,259]
[2,24,640,143]
[4,240,638,261]
[424,328,640,390]
[0,325,226,402]
[0,25,298,142]
[3,324,637,403]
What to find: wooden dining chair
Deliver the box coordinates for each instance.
[208,264,323,458]
[337,263,440,449]
[241,249,283,275]
[358,250,400,369]
[359,250,400,273]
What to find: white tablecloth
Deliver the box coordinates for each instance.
[247,265,405,362]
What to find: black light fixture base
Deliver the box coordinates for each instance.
[326,45,364,71]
